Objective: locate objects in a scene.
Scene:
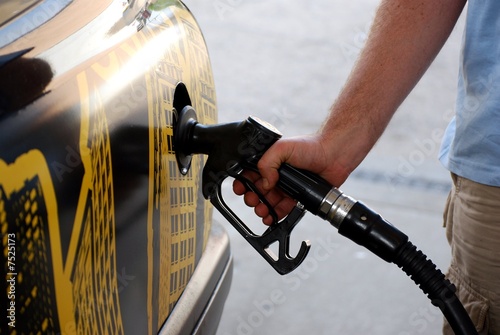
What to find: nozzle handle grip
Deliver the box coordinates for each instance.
[240,160,333,217]
[276,163,333,216]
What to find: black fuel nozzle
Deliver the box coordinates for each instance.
[173,105,311,275]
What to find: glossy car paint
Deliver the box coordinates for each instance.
[0,1,230,334]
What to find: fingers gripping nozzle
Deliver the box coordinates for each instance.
[173,105,311,274]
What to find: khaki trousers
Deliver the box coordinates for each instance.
[443,174,500,335]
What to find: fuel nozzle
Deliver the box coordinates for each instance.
[173,104,311,275]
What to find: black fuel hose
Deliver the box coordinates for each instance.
[395,241,476,335]
[278,164,478,335]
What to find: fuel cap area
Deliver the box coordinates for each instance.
[173,82,196,175]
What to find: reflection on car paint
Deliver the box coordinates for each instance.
[0,0,73,48]
[0,3,217,334]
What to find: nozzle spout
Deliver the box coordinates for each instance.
[173,105,198,175]
[173,105,282,181]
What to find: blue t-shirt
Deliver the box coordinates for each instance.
[439,1,500,186]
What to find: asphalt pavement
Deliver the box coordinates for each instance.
[186,1,467,334]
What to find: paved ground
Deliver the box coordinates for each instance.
[186,1,467,334]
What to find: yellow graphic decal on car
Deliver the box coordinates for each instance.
[0,4,216,334]
[0,150,73,333]
[143,8,217,330]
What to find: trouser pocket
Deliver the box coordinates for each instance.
[443,265,490,335]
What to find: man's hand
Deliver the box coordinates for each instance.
[233,134,351,225]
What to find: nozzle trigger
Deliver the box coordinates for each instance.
[210,181,310,275]
[233,173,279,225]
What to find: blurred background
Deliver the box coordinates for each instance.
[187,1,466,334]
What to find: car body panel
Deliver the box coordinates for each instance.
[0,1,229,334]
[161,221,232,335]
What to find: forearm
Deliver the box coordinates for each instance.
[320,0,466,174]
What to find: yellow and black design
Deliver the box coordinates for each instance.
[69,72,125,334]
[0,71,125,334]
[0,3,216,334]
[143,8,217,331]
[0,150,68,334]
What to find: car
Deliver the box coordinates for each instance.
[0,0,232,334]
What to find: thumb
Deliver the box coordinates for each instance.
[257,139,294,191]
